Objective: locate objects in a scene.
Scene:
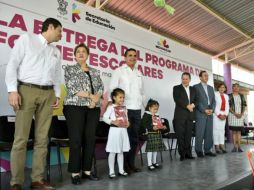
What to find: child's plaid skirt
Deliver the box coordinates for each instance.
[145,132,166,152]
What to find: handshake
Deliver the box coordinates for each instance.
[186,103,195,112]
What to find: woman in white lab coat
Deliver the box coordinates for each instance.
[213,82,229,153]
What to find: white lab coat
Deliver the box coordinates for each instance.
[213,92,229,145]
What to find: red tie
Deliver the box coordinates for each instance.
[220,94,226,111]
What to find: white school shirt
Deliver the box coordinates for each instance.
[5,33,61,97]
[182,84,190,103]
[109,64,145,110]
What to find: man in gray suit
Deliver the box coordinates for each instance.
[194,71,216,157]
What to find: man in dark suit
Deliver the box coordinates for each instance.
[173,72,196,161]
[194,70,216,157]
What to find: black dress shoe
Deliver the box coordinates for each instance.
[125,168,132,174]
[221,149,227,153]
[148,165,155,171]
[196,152,204,157]
[205,151,216,157]
[118,172,128,177]
[109,173,116,179]
[152,163,162,169]
[185,155,195,159]
[130,167,141,173]
[180,156,185,161]
[82,173,99,181]
[71,175,81,185]
[124,165,132,174]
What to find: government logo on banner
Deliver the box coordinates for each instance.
[72,3,81,23]
[85,11,116,31]
[156,38,171,53]
[57,0,68,15]
[57,0,68,20]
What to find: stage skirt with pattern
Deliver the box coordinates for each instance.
[145,132,166,152]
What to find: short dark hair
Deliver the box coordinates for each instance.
[124,48,136,57]
[182,72,191,79]
[41,18,62,33]
[199,70,207,77]
[217,82,227,93]
[74,43,90,56]
[111,88,125,104]
[145,99,159,111]
[232,83,239,88]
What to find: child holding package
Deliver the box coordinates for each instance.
[103,88,130,179]
[140,99,167,171]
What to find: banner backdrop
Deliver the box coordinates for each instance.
[0,0,213,172]
[0,0,213,121]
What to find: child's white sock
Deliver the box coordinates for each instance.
[147,152,153,166]
[108,153,116,174]
[117,152,124,173]
[152,152,157,164]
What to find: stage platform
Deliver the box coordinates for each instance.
[1,143,253,190]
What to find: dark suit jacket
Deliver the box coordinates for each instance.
[173,84,197,120]
[193,83,215,118]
